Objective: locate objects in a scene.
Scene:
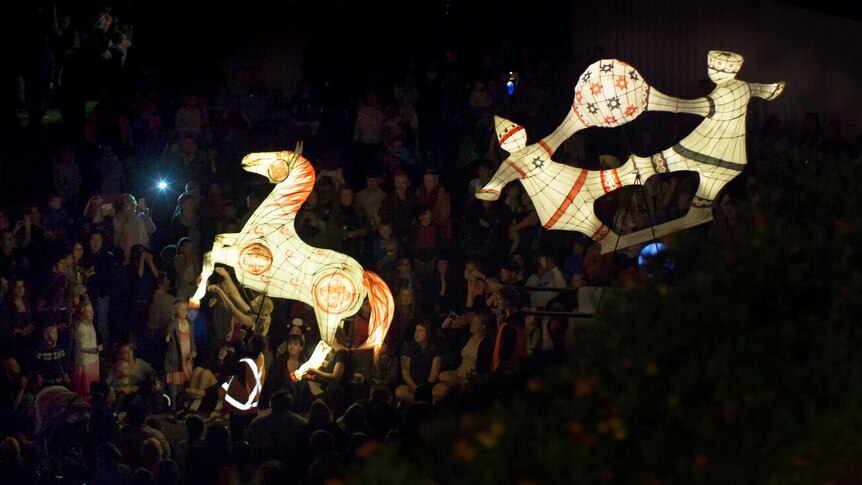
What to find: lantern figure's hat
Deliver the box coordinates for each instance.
[707,50,744,74]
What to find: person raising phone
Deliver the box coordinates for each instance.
[113,193,156,265]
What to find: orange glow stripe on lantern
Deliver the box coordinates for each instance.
[506,159,527,179]
[499,125,524,145]
[544,168,588,229]
[358,270,395,362]
[267,158,316,214]
[538,140,553,157]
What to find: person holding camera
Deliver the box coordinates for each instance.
[437,311,494,393]
[113,193,156,265]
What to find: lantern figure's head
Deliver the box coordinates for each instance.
[572,59,648,128]
[707,50,743,84]
[494,115,528,154]
[242,151,295,183]
[476,116,530,201]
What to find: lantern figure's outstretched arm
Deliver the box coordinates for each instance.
[750,82,785,101]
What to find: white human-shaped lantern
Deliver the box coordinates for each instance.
[478,51,784,252]
[190,144,394,378]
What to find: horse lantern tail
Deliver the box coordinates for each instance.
[359,270,394,362]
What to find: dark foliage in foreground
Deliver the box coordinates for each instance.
[359,153,862,484]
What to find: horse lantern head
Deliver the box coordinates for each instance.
[241,141,304,183]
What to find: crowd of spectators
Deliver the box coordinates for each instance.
[0,3,858,484]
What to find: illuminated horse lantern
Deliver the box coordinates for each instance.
[477,50,784,252]
[190,144,394,379]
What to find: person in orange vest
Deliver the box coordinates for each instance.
[212,334,267,442]
[491,285,527,373]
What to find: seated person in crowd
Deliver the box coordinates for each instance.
[107,341,163,412]
[261,334,308,410]
[437,312,494,394]
[395,320,444,405]
[369,336,400,391]
[305,328,353,417]
[109,359,139,412]
[177,343,234,417]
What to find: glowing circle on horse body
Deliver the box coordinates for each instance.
[238,243,274,276]
[573,59,648,127]
[314,271,359,315]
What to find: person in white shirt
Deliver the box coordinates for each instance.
[113,193,156,265]
[355,174,387,230]
[524,254,568,310]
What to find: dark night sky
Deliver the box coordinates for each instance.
[4,0,856,86]
[775,0,862,21]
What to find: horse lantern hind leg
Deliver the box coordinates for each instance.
[291,306,349,381]
[188,233,240,309]
[292,269,368,381]
[293,340,333,381]
[291,270,395,381]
